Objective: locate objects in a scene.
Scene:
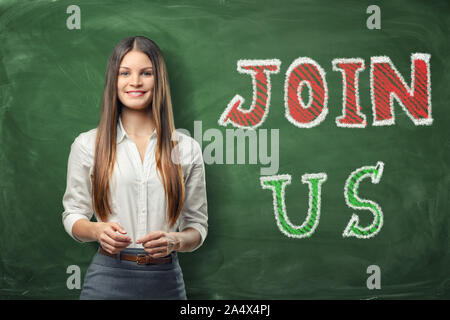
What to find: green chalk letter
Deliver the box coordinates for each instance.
[343,161,384,239]
[260,173,327,238]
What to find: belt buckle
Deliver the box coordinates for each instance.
[136,254,148,265]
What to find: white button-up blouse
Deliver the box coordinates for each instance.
[62,116,208,251]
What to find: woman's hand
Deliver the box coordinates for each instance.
[136,231,181,258]
[95,222,132,254]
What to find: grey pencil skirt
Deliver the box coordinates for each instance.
[80,248,187,300]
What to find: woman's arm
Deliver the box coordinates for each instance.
[168,227,201,252]
[62,135,97,243]
[136,227,202,257]
[72,219,99,242]
[175,139,208,251]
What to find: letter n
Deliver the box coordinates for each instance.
[371,53,432,126]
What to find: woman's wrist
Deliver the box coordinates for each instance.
[168,232,182,252]
[168,228,202,252]
[92,221,104,242]
[72,219,102,243]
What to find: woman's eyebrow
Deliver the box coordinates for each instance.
[119,66,153,70]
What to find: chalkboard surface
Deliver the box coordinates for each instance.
[0,0,449,299]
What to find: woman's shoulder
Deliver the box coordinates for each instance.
[173,130,203,164]
[73,127,97,158]
[174,130,201,151]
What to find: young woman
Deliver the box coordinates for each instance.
[62,36,208,300]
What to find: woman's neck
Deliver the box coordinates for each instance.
[120,107,155,137]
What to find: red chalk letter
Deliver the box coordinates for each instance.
[219,59,281,129]
[284,57,328,128]
[333,58,367,128]
[370,53,432,126]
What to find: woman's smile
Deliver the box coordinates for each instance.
[126,90,146,98]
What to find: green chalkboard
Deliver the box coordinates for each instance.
[0,0,449,299]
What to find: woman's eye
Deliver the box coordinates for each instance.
[119,71,152,76]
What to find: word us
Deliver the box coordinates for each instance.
[260,162,384,239]
[219,54,432,129]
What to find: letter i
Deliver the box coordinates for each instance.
[333,58,367,128]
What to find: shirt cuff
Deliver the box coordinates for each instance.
[63,214,90,243]
[179,223,207,252]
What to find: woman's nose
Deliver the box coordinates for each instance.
[130,73,142,86]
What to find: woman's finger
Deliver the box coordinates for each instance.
[144,247,168,257]
[145,245,167,254]
[136,231,165,244]
[101,242,115,254]
[105,227,131,243]
[149,251,170,259]
[110,222,127,234]
[143,237,168,248]
[101,232,129,249]
[99,233,115,248]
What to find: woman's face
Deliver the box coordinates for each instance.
[117,50,155,110]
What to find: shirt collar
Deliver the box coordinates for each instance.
[116,115,157,144]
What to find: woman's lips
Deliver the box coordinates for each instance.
[126,91,146,97]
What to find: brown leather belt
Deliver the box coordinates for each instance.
[98,247,172,265]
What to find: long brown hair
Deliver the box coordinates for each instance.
[91,36,185,227]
